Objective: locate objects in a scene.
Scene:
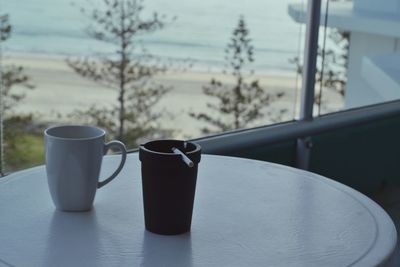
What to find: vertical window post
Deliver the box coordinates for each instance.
[0,15,4,176]
[296,0,321,169]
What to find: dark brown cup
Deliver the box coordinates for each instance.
[139,140,201,235]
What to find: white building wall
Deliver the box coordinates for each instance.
[345,32,399,108]
[288,0,400,109]
[354,0,400,15]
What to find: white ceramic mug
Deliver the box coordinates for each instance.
[45,125,127,211]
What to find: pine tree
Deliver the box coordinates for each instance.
[0,14,34,175]
[290,0,350,113]
[67,0,172,145]
[190,16,285,134]
[290,29,348,113]
[0,14,34,113]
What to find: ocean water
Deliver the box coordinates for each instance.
[1,0,305,73]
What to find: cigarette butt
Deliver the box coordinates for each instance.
[172,147,194,167]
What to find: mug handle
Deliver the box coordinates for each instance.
[98,140,127,188]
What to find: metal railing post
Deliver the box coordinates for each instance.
[0,43,3,176]
[296,0,322,170]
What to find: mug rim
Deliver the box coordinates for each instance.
[44,125,106,141]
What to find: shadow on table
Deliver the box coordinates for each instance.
[44,209,102,266]
[0,258,14,267]
[140,230,193,267]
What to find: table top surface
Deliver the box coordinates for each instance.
[0,154,397,267]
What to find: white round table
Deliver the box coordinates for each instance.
[0,154,397,266]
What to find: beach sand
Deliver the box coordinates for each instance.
[5,54,343,138]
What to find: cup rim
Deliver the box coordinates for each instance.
[139,139,201,156]
[44,125,106,141]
